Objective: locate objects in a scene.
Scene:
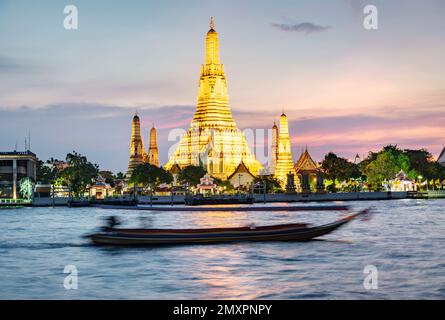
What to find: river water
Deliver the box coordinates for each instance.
[0,199,444,299]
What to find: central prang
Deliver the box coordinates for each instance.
[165,18,263,179]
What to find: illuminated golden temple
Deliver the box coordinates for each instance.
[274,113,296,186]
[165,18,263,179]
[127,112,147,176]
[148,125,159,167]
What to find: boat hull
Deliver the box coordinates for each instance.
[88,211,366,246]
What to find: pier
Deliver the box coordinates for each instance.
[21,190,445,207]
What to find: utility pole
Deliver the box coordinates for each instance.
[263,180,267,204]
[149,177,153,207]
[52,184,55,208]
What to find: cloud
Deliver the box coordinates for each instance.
[0,103,194,173]
[0,56,23,72]
[0,55,41,75]
[271,22,331,34]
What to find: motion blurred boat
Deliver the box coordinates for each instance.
[87,209,370,246]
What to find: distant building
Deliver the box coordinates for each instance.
[294,148,324,193]
[148,125,160,167]
[0,151,37,199]
[438,147,445,166]
[228,161,255,188]
[389,170,416,192]
[127,112,147,177]
[44,159,69,171]
[169,163,182,186]
[196,174,217,195]
[90,175,115,200]
[274,113,296,187]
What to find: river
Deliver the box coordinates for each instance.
[0,199,444,299]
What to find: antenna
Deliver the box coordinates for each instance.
[28,130,31,151]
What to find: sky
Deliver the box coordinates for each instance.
[0,0,444,173]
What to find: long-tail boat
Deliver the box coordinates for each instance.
[87,209,370,246]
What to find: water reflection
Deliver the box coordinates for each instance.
[0,200,444,299]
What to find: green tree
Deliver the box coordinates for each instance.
[363,149,413,190]
[253,176,281,193]
[321,152,360,192]
[114,172,125,180]
[211,177,235,193]
[99,170,115,187]
[36,160,58,184]
[58,151,99,197]
[360,145,400,170]
[19,177,35,200]
[130,164,173,190]
[404,149,445,180]
[177,165,207,187]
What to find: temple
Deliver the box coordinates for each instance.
[273,113,296,186]
[148,125,159,167]
[127,112,147,177]
[165,18,263,179]
[269,122,278,175]
[294,147,324,193]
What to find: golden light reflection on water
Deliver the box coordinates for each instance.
[190,210,243,228]
[187,245,263,299]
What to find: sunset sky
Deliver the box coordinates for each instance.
[1,0,444,172]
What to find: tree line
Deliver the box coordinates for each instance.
[321,145,445,191]
[34,145,445,198]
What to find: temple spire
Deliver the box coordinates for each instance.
[165,18,263,178]
[274,113,295,187]
[206,17,220,65]
[127,113,146,177]
[148,125,160,167]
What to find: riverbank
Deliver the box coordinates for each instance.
[26,190,445,207]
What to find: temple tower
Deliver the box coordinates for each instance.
[148,125,160,167]
[165,18,263,179]
[127,112,146,177]
[274,113,295,186]
[270,122,278,174]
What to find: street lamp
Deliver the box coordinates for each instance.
[417,175,423,191]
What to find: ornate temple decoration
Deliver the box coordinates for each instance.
[274,113,296,186]
[294,147,318,174]
[148,125,160,167]
[127,112,147,177]
[269,122,278,175]
[294,147,324,193]
[228,161,256,188]
[197,174,217,194]
[165,18,263,179]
